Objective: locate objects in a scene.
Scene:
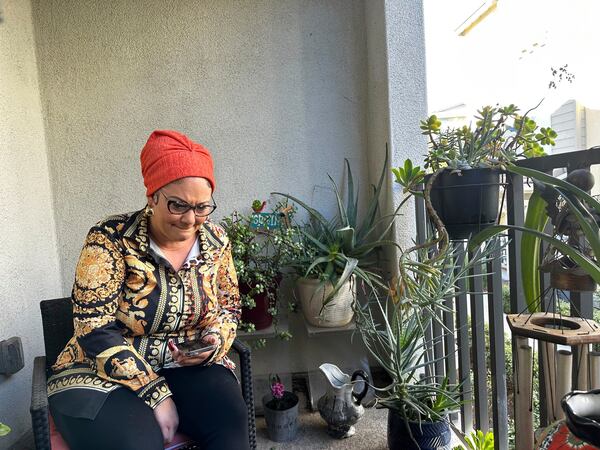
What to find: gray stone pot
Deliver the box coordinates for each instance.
[262,392,299,442]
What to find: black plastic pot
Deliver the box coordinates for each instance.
[426,168,501,240]
[562,389,600,447]
[387,410,451,450]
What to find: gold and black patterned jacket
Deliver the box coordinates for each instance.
[47,208,240,419]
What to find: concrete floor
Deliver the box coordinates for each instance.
[256,390,389,450]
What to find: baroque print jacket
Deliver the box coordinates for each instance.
[47,209,240,419]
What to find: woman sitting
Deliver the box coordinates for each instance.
[47,130,249,450]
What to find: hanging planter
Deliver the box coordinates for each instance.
[415,104,557,241]
[427,168,501,240]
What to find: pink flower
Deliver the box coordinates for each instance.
[271,381,285,399]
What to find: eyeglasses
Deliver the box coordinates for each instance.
[159,191,217,217]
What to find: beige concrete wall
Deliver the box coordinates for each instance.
[364,0,428,277]
[32,0,370,295]
[385,0,429,249]
[0,0,425,443]
[0,0,62,447]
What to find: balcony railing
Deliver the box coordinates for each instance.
[414,147,600,450]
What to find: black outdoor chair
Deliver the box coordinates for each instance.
[30,297,256,449]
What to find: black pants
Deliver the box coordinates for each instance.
[50,364,249,450]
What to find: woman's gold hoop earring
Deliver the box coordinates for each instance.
[145,205,154,217]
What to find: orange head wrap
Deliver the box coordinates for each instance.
[140,130,215,196]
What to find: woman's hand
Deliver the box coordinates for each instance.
[168,335,218,367]
[154,397,179,444]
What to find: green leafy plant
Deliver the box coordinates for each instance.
[0,422,10,437]
[355,159,502,437]
[453,430,494,450]
[392,159,426,194]
[273,152,403,310]
[469,164,600,312]
[422,104,556,171]
[221,201,304,338]
[355,240,498,424]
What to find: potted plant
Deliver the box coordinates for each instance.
[354,238,497,450]
[273,153,402,327]
[355,164,499,449]
[420,104,557,239]
[262,374,299,442]
[221,201,302,341]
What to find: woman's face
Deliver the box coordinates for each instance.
[147,177,213,244]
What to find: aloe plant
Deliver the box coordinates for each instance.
[469,164,600,312]
[273,152,405,309]
[354,239,499,422]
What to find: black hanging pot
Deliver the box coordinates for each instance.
[562,389,600,447]
[387,409,451,450]
[426,168,501,240]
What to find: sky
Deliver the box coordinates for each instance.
[423,0,600,126]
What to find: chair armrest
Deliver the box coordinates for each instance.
[231,338,256,449]
[30,356,51,450]
[231,338,249,357]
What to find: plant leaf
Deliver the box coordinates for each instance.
[0,423,10,437]
[508,165,600,213]
[521,190,549,313]
[345,158,358,228]
[470,225,600,287]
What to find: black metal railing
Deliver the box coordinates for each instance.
[414,148,600,450]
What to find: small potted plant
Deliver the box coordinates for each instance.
[262,374,299,442]
[274,153,401,327]
[221,201,302,339]
[419,104,557,239]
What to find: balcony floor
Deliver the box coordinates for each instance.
[256,390,389,449]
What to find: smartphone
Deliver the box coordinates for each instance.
[176,341,217,357]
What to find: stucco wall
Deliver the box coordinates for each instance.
[32,0,370,295]
[16,0,426,422]
[0,0,62,447]
[364,0,428,276]
[385,0,429,248]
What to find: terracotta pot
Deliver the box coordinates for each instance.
[296,277,355,328]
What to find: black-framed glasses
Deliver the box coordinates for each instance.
[159,191,217,217]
